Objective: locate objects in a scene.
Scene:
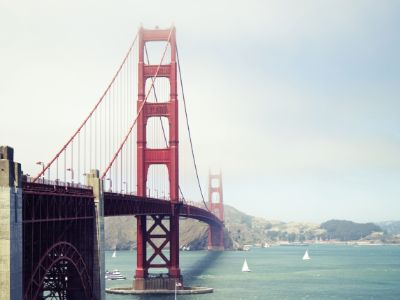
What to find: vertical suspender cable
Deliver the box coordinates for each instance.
[78,132,80,184]
[90,117,92,171]
[64,149,66,183]
[176,44,209,211]
[71,140,74,183]
[84,125,86,177]
[95,108,97,171]
[32,33,138,182]
[99,95,101,171]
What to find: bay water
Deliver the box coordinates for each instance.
[105,245,400,299]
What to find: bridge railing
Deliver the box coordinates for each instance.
[183,200,209,210]
[24,176,92,190]
[22,176,93,196]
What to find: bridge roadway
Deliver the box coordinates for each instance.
[104,192,222,225]
[22,180,222,226]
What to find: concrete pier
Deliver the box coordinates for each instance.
[86,169,106,300]
[0,146,23,300]
[106,286,213,295]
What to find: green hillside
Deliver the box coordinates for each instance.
[104,216,211,250]
[104,205,396,250]
[104,205,324,250]
[223,205,326,245]
[321,219,382,241]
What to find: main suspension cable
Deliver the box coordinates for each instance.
[176,43,209,211]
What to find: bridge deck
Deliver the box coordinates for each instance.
[105,192,222,226]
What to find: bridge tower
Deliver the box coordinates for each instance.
[135,26,181,290]
[0,146,23,300]
[208,171,225,251]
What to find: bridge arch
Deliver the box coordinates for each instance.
[24,242,92,300]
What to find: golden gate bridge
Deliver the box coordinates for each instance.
[0,26,224,299]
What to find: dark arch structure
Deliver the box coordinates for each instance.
[22,182,96,300]
[24,242,92,300]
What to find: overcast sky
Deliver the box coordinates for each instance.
[1,1,399,223]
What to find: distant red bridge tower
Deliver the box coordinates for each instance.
[208,171,225,250]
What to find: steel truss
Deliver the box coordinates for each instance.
[23,182,95,300]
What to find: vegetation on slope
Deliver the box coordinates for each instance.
[321,219,382,241]
[104,215,232,251]
[104,206,396,251]
[224,205,326,245]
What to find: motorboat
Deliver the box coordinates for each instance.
[105,269,126,280]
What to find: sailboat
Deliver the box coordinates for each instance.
[112,250,117,258]
[242,258,251,272]
[302,249,310,260]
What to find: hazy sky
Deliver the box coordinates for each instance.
[1,1,399,223]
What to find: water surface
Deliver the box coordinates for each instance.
[105,245,400,299]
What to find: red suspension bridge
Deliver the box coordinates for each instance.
[0,26,225,299]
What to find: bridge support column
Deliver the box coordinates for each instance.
[0,146,23,300]
[86,169,105,300]
[208,225,225,251]
[169,206,180,278]
[133,215,147,290]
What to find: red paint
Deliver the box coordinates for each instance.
[136,26,181,283]
[208,172,225,250]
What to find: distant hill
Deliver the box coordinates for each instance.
[104,215,233,251]
[377,221,400,235]
[321,220,382,241]
[104,206,396,251]
[104,205,327,250]
[223,205,326,245]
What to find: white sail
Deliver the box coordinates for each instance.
[302,250,310,260]
[112,250,117,258]
[242,259,251,272]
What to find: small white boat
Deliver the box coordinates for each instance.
[302,250,310,260]
[242,259,251,272]
[112,250,116,258]
[105,269,126,280]
[243,245,251,251]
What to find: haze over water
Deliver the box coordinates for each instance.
[106,246,400,299]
